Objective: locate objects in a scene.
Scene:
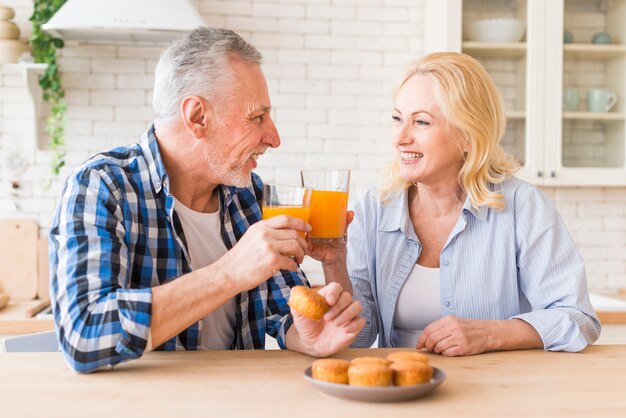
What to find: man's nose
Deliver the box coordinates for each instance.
[263,116,281,148]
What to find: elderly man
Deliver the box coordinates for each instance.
[49,27,363,373]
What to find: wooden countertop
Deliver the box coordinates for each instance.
[1,292,624,336]
[1,346,625,417]
[593,292,626,324]
[0,300,54,334]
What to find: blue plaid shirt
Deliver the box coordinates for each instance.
[50,125,307,373]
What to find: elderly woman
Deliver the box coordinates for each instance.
[336,52,599,355]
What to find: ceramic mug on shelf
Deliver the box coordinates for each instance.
[591,31,612,44]
[563,87,580,111]
[587,88,618,113]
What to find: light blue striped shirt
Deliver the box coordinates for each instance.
[348,176,600,352]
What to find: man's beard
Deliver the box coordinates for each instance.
[226,164,253,188]
[207,154,252,188]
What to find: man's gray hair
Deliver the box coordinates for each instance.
[153,27,263,122]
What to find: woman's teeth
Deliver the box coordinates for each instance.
[401,152,424,161]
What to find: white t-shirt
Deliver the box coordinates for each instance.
[391,263,441,348]
[173,198,236,350]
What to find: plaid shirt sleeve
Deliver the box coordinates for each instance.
[226,174,309,350]
[263,268,308,349]
[50,166,152,373]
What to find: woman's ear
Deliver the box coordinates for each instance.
[180,96,212,138]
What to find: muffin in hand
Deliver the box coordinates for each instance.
[288,285,330,320]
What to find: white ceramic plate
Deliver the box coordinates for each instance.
[303,366,446,403]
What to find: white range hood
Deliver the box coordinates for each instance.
[42,0,205,44]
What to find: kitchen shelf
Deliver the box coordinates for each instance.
[563,43,626,60]
[0,63,48,149]
[562,111,625,121]
[462,41,527,58]
[428,0,626,186]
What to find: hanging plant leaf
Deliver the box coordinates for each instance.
[30,0,68,178]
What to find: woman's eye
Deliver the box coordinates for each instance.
[391,115,401,123]
[415,119,430,126]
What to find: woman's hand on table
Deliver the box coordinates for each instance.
[416,315,493,356]
[287,282,364,357]
[416,315,544,356]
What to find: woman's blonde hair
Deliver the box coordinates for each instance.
[379,52,519,210]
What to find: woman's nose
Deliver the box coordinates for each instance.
[393,123,412,146]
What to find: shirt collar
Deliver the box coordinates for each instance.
[378,187,489,233]
[462,196,488,221]
[379,188,411,234]
[140,124,168,194]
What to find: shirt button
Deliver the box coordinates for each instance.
[443,260,450,266]
[445,301,451,307]
[463,209,469,215]
[155,181,161,189]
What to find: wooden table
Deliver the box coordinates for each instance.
[1,346,625,417]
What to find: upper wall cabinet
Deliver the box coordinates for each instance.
[424,0,626,186]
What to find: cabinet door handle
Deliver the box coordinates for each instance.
[550,171,556,178]
[537,171,543,177]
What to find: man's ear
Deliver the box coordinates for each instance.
[180,96,212,138]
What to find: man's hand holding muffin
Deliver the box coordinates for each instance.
[286,283,364,357]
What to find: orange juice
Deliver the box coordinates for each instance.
[308,190,348,239]
[262,205,311,223]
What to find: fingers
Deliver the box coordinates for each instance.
[263,214,311,234]
[271,238,306,264]
[259,217,309,263]
[323,316,366,355]
[346,210,355,227]
[316,283,361,326]
[421,326,451,352]
[416,319,446,349]
[440,345,463,357]
[336,315,366,339]
[332,300,362,327]
[316,281,344,305]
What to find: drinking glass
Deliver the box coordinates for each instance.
[300,169,350,242]
[262,184,313,228]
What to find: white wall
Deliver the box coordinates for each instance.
[0,0,624,292]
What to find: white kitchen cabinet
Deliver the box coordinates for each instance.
[424,0,626,186]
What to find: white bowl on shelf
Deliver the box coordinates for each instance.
[465,18,526,42]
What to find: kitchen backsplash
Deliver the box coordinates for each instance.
[0,0,623,292]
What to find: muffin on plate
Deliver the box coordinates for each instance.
[348,364,393,387]
[386,350,430,364]
[311,358,350,384]
[390,361,433,386]
[350,356,392,367]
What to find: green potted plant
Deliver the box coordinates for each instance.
[29,0,66,176]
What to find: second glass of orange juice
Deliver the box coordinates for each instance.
[300,169,350,242]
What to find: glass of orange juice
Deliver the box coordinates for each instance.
[262,184,313,230]
[300,169,350,242]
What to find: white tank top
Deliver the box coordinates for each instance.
[391,263,441,348]
[173,198,236,350]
